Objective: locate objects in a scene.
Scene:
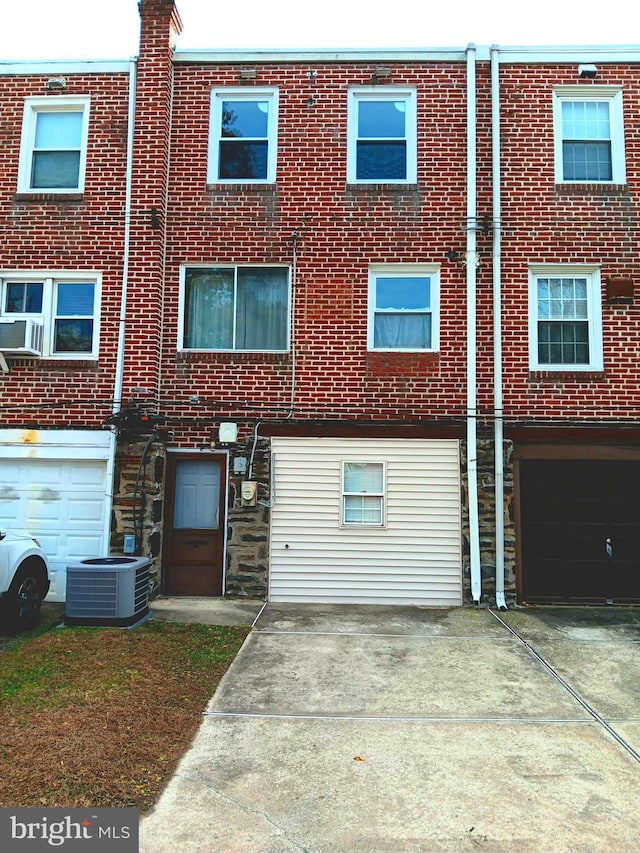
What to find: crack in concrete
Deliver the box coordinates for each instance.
[201,783,310,853]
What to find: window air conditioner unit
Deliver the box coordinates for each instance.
[64,556,152,627]
[0,319,44,355]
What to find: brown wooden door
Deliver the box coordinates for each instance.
[164,455,225,595]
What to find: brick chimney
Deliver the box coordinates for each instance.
[122,0,183,405]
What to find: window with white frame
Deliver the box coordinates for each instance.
[342,461,385,526]
[553,87,625,184]
[529,266,603,371]
[0,274,99,357]
[181,265,289,351]
[368,265,439,351]
[18,97,90,193]
[347,88,417,183]
[208,88,278,183]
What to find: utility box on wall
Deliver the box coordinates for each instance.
[241,481,257,506]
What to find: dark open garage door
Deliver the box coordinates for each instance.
[520,459,640,603]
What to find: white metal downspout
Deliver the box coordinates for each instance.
[106,57,137,549]
[466,44,482,603]
[491,46,507,610]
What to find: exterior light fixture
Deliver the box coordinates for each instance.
[373,66,392,80]
[578,64,598,79]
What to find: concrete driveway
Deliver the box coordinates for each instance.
[140,604,640,852]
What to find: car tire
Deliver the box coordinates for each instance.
[1,560,47,635]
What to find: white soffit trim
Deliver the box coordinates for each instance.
[0,60,131,76]
[175,48,468,64]
[495,45,640,64]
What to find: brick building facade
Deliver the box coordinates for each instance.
[1,0,638,607]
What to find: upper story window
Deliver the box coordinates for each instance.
[18,97,90,193]
[529,265,603,371]
[342,461,386,527]
[180,265,289,352]
[553,87,625,184]
[207,88,278,183]
[368,265,439,351]
[0,273,99,358]
[347,88,417,184]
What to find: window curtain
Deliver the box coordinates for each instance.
[374,314,431,348]
[373,275,431,349]
[184,269,234,349]
[236,267,287,350]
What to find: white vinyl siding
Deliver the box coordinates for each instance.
[270,437,462,606]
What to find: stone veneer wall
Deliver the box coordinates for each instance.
[461,435,516,604]
[111,435,166,594]
[224,435,270,599]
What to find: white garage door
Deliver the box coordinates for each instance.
[270,437,463,606]
[0,458,108,601]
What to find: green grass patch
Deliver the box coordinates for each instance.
[0,618,249,810]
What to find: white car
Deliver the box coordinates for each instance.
[0,530,50,634]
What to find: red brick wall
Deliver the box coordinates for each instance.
[158,60,480,441]
[121,0,183,407]
[0,69,131,427]
[495,63,640,425]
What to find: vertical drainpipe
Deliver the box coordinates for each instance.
[491,46,507,610]
[106,57,137,550]
[466,44,482,603]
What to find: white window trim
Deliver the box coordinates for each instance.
[528,264,603,372]
[341,460,387,528]
[17,96,91,194]
[347,87,417,184]
[207,87,279,184]
[552,86,626,185]
[367,263,440,352]
[178,263,291,353]
[0,271,101,359]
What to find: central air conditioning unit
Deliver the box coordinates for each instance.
[64,556,152,627]
[0,319,44,355]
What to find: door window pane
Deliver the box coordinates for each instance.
[174,460,220,529]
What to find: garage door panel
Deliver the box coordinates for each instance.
[66,498,105,523]
[520,458,640,603]
[68,465,107,486]
[0,457,108,602]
